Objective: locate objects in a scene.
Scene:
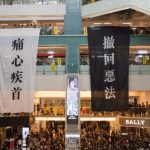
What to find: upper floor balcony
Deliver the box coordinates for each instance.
[0,0,149,22]
[0,0,66,5]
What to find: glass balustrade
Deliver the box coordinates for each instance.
[82,0,102,5]
[0,0,102,5]
[0,0,66,5]
[0,106,149,118]
[36,55,150,74]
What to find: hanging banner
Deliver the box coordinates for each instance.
[88,26,129,111]
[0,28,40,113]
[66,75,79,124]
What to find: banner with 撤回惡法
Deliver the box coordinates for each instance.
[88,26,129,111]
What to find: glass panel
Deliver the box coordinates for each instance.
[22,0,37,4]
[0,0,66,5]
[0,0,3,5]
[13,0,21,4]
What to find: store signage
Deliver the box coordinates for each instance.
[22,127,29,147]
[0,117,29,127]
[125,119,145,125]
[119,117,150,128]
[88,26,129,111]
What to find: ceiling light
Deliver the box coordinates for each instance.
[56,23,64,25]
[122,22,131,25]
[138,50,147,54]
[0,24,8,26]
[138,55,143,58]
[47,50,54,54]
[103,22,112,25]
[132,27,137,30]
[94,22,102,25]
[47,50,54,58]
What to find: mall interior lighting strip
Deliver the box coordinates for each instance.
[35,117,117,121]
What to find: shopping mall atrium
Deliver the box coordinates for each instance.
[0,0,150,149]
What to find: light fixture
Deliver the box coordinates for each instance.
[122,22,131,25]
[94,22,102,25]
[0,24,8,26]
[35,117,116,121]
[65,134,80,138]
[138,55,143,58]
[103,22,112,25]
[56,23,64,25]
[138,50,147,54]
[47,50,54,58]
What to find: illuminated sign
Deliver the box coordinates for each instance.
[119,117,150,128]
[66,76,79,124]
[125,120,145,125]
[22,127,29,147]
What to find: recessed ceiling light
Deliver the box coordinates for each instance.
[103,22,112,25]
[138,50,147,54]
[122,22,131,25]
[94,23,102,25]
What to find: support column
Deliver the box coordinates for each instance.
[64,0,82,149]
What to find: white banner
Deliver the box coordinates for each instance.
[0,28,40,113]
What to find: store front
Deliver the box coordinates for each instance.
[118,117,150,135]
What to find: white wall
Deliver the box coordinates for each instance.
[35,73,150,91]
[35,74,65,91]
[82,0,131,18]
[0,4,65,20]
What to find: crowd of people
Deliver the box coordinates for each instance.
[0,23,64,35]
[1,135,22,150]
[32,101,150,118]
[81,122,150,150]
[128,101,150,117]
[27,122,65,149]
[29,122,150,150]
[0,101,149,118]
[81,103,150,118]
[0,21,150,36]
[1,121,149,149]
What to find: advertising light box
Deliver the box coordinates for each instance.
[66,76,79,125]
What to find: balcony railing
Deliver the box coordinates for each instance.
[1,106,149,118]
[82,0,101,5]
[36,60,150,75]
[0,0,66,5]
[0,0,101,5]
[37,64,150,75]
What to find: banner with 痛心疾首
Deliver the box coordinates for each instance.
[0,28,40,113]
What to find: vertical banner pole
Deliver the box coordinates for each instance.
[65,74,80,150]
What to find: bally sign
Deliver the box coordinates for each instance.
[119,117,150,128]
[126,120,145,126]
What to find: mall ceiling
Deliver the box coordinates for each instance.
[0,8,149,55]
[37,9,150,55]
[0,9,150,27]
[83,9,150,27]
